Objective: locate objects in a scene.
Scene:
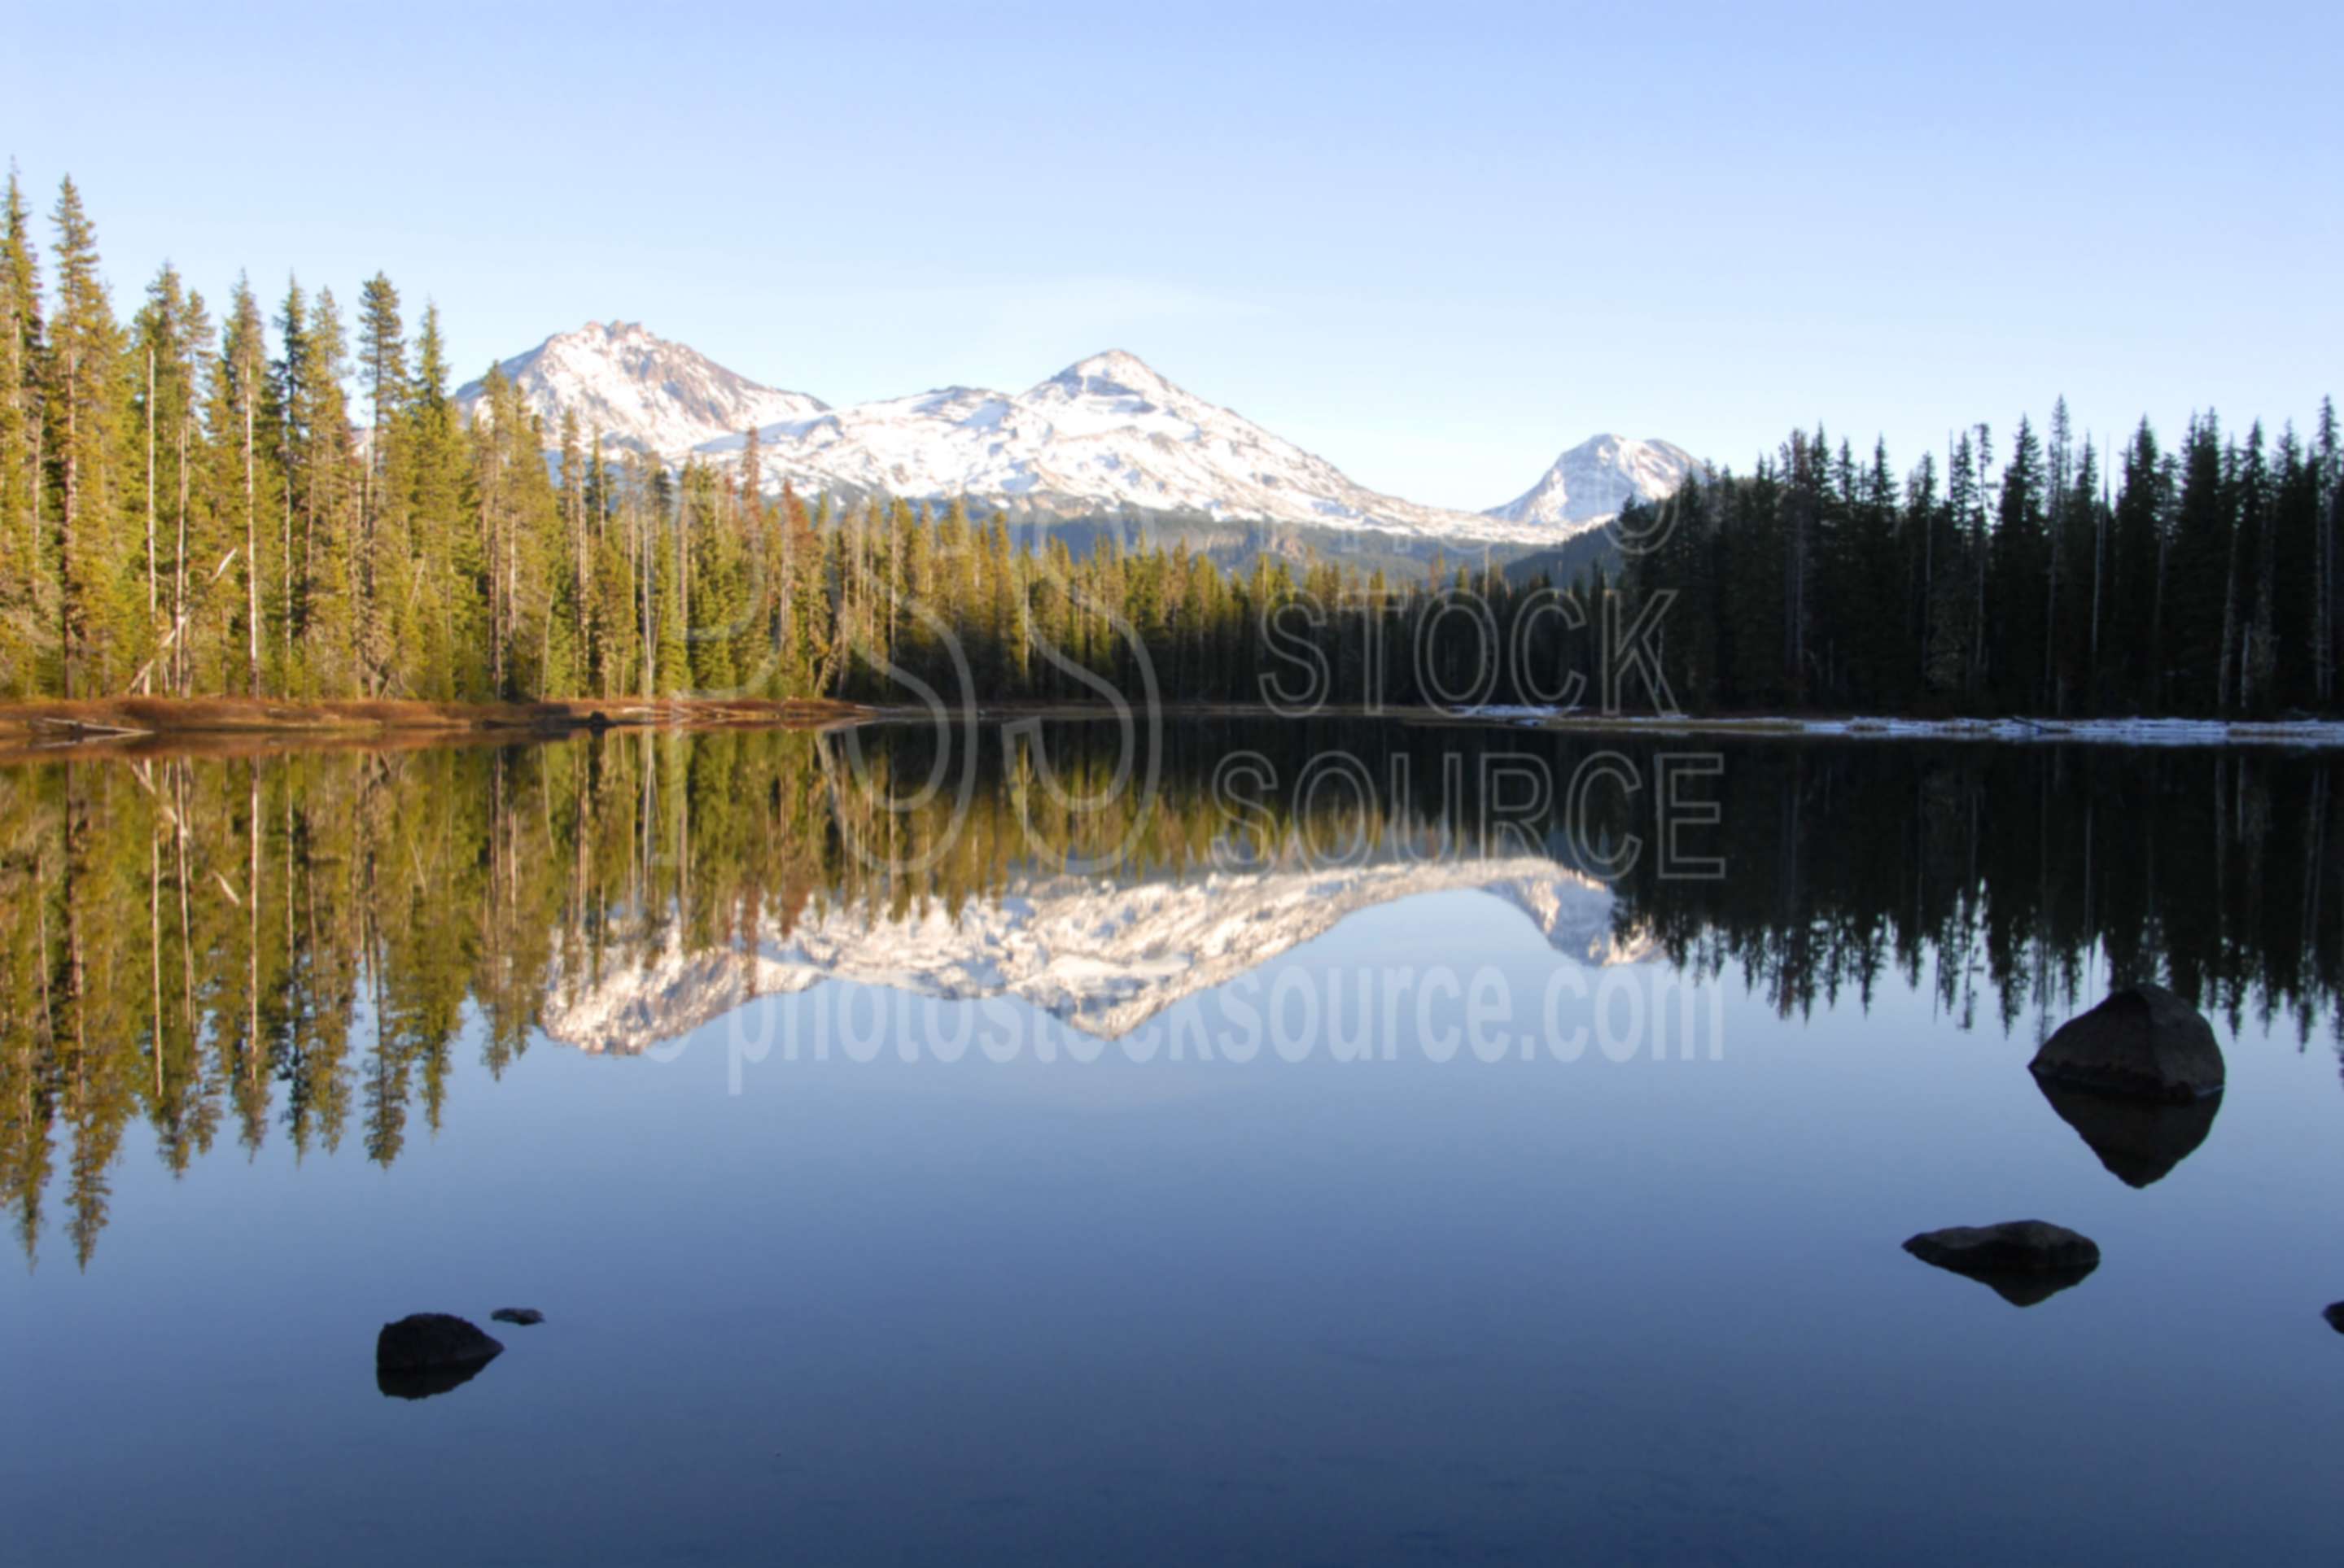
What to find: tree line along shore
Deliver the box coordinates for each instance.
[3,170,2336,723]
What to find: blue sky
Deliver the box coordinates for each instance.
[12,0,2339,508]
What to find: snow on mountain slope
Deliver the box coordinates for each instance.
[539,855,1652,1055]
[458,323,1699,547]
[455,321,827,459]
[707,349,1550,545]
[1484,434,1699,527]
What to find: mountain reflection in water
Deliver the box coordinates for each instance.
[1,718,2337,1267]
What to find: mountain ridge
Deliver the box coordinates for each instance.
[457,320,829,459]
[459,323,1695,548]
[1484,434,1701,527]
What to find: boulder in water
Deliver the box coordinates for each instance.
[1904,1221,2101,1307]
[491,1307,544,1326]
[376,1312,503,1399]
[2028,984,2224,1103]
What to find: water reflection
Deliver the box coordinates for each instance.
[377,1360,497,1402]
[2032,1077,2224,1188]
[1,720,2338,1267]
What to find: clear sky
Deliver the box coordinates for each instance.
[11,0,2340,509]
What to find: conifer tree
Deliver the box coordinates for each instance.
[403,304,470,698]
[356,273,406,692]
[213,277,273,695]
[45,176,129,696]
[2167,415,2232,712]
[1989,414,2047,711]
[127,264,207,692]
[295,286,356,692]
[0,169,46,693]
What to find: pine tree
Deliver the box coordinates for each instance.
[2232,422,2276,712]
[2167,414,2231,712]
[0,168,46,693]
[403,304,471,698]
[2110,420,2167,709]
[558,407,585,682]
[2318,398,2341,708]
[1990,414,2048,711]
[213,277,273,695]
[2268,426,2320,712]
[294,286,356,692]
[45,177,131,697]
[126,264,208,692]
[270,276,309,691]
[1931,433,1977,696]
[356,273,406,694]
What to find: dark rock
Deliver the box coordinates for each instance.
[2028,983,2224,1103]
[490,1307,544,1326]
[2034,1076,2222,1187]
[2324,1303,2344,1334]
[376,1310,503,1399]
[378,1312,503,1375]
[378,1360,496,1400]
[1904,1221,2101,1307]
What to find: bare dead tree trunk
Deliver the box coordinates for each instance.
[2089,455,2106,705]
[175,396,189,695]
[638,483,652,697]
[2217,504,2242,713]
[145,347,156,624]
[1971,427,1991,701]
[149,823,162,1098]
[61,347,77,697]
[173,760,195,1056]
[245,372,259,697]
[2317,477,2338,707]
[571,468,586,684]
[247,759,261,1091]
[282,416,295,692]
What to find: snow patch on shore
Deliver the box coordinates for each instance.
[1439,708,2344,746]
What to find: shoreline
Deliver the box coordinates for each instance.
[0,695,871,762]
[1436,706,2344,747]
[4,694,2339,761]
[871,701,2344,747]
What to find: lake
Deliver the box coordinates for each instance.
[3,716,2341,1565]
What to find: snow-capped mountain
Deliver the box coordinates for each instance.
[1484,434,1700,527]
[460,322,1696,547]
[714,349,1546,544]
[539,855,1653,1055]
[455,321,828,458]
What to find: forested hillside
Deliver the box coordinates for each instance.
[3,171,2337,716]
[1620,413,2342,717]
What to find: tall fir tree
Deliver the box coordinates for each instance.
[0,168,47,693]
[44,177,131,696]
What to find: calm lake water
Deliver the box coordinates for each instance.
[3,718,2342,1565]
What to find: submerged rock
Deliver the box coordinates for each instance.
[490,1307,544,1326]
[1903,1221,2101,1307]
[2028,984,2224,1103]
[2034,1077,2222,1187]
